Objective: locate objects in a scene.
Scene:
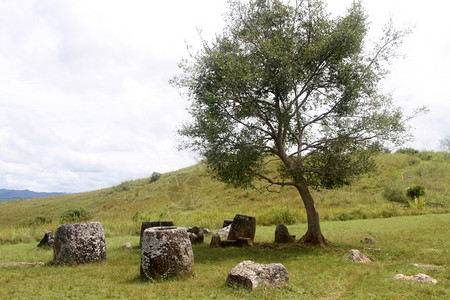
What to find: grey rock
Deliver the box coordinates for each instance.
[37,231,54,248]
[394,273,437,283]
[226,260,289,290]
[214,224,231,239]
[203,228,211,235]
[348,249,372,263]
[53,222,106,265]
[274,224,296,243]
[187,226,204,244]
[121,242,132,249]
[360,237,377,244]
[140,226,194,281]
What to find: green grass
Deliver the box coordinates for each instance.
[1,214,449,299]
[0,152,449,244]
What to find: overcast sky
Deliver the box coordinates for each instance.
[1,0,449,193]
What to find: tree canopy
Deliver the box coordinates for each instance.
[174,0,412,246]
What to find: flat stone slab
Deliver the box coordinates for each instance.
[53,222,106,265]
[226,260,289,290]
[394,273,437,283]
[412,263,442,270]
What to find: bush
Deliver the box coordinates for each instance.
[149,172,162,183]
[383,185,408,203]
[114,180,134,192]
[60,208,93,223]
[406,185,425,200]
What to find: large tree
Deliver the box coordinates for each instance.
[174,0,411,246]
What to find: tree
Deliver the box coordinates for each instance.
[174,0,412,246]
[440,136,450,152]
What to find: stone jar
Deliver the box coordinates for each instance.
[53,222,106,265]
[140,226,194,281]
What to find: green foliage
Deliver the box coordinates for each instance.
[59,207,93,223]
[383,185,408,203]
[175,0,412,194]
[149,172,162,183]
[406,185,425,200]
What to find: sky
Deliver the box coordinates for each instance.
[1,0,449,193]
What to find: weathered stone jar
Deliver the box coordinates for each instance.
[140,226,194,281]
[53,222,106,265]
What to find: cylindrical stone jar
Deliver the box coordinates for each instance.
[140,226,194,281]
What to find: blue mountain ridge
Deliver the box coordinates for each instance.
[0,189,66,202]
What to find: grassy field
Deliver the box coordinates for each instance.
[0,152,449,244]
[0,214,449,299]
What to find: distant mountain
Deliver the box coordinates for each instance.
[0,189,66,202]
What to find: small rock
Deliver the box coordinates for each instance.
[37,231,54,248]
[412,263,442,270]
[274,224,296,243]
[121,242,132,249]
[360,237,377,244]
[394,273,437,284]
[214,224,231,239]
[226,260,289,290]
[187,226,204,244]
[348,249,372,263]
[203,228,211,235]
[210,234,221,248]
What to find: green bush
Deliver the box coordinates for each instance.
[149,172,162,183]
[114,180,134,192]
[406,185,425,200]
[59,207,93,223]
[383,185,408,203]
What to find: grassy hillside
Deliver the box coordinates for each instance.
[0,151,449,244]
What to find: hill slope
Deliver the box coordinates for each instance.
[0,152,448,241]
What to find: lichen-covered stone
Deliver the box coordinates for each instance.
[348,249,372,263]
[228,214,256,243]
[53,222,106,265]
[140,226,194,281]
[226,260,289,290]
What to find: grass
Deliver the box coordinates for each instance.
[0,152,449,244]
[1,214,449,299]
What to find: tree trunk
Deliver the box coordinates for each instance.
[295,179,328,247]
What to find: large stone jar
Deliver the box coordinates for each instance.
[53,222,106,265]
[140,226,194,281]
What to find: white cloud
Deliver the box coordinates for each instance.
[0,0,448,192]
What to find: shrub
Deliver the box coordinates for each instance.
[406,185,425,201]
[114,180,134,192]
[60,207,93,223]
[383,185,408,203]
[149,172,162,183]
